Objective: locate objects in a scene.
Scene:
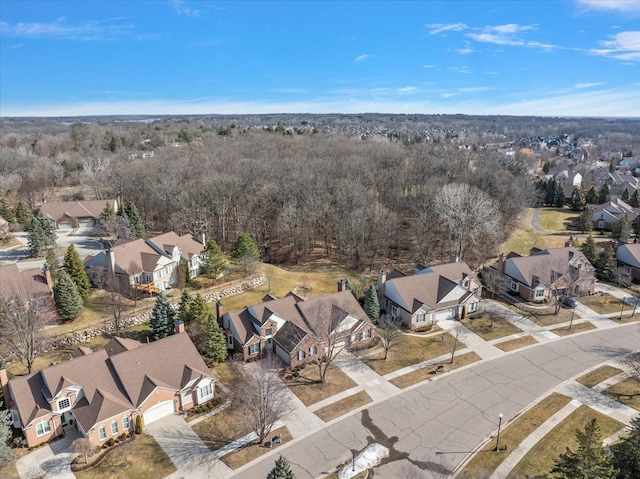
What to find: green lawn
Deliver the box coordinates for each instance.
[537,208,578,232]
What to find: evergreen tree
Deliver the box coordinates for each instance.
[577,209,593,234]
[363,285,380,323]
[599,183,611,204]
[545,179,557,206]
[45,248,60,284]
[54,270,84,322]
[267,455,296,479]
[581,237,598,265]
[150,293,177,340]
[612,416,640,479]
[184,294,209,324]
[630,190,640,208]
[121,201,145,238]
[202,240,226,281]
[632,215,640,237]
[550,419,616,479]
[203,312,228,363]
[100,201,116,220]
[622,188,630,201]
[555,183,565,208]
[542,161,552,174]
[177,290,191,323]
[0,198,16,223]
[26,214,56,257]
[14,199,32,226]
[231,233,260,274]
[0,405,13,468]
[571,188,585,211]
[611,216,631,242]
[596,248,617,281]
[63,244,91,300]
[344,279,358,300]
[586,186,600,205]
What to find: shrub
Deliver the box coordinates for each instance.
[107,438,115,447]
[120,433,128,441]
[135,415,143,434]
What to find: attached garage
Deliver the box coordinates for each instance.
[435,308,456,321]
[143,400,175,425]
[78,219,96,228]
[57,221,73,230]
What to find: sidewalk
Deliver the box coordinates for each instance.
[437,320,503,360]
[482,300,559,342]
[333,351,400,401]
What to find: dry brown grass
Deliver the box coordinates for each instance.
[551,321,597,336]
[220,426,293,470]
[361,333,465,376]
[494,335,538,352]
[576,365,623,388]
[0,462,20,479]
[579,294,629,315]
[74,434,176,479]
[460,393,572,479]
[314,391,373,422]
[507,406,624,478]
[192,405,253,450]
[524,306,576,327]
[389,352,481,389]
[463,316,522,341]
[603,378,640,411]
[283,364,357,407]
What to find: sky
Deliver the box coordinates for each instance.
[1,0,639,118]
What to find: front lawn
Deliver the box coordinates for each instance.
[463,316,522,341]
[359,333,465,376]
[579,295,631,316]
[507,406,624,478]
[314,391,373,422]
[192,405,253,451]
[283,364,356,407]
[576,365,623,388]
[494,335,538,352]
[389,352,481,389]
[550,321,596,336]
[603,378,640,411]
[221,426,292,470]
[74,434,176,479]
[521,305,576,327]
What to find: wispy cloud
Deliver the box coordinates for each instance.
[422,64,435,68]
[354,54,372,64]
[466,24,551,48]
[169,0,201,18]
[0,18,135,41]
[449,66,471,74]
[2,42,23,50]
[575,0,640,13]
[425,23,468,36]
[456,47,474,54]
[441,86,494,98]
[592,31,640,61]
[575,82,606,89]
[396,86,419,94]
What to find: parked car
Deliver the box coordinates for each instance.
[562,296,577,309]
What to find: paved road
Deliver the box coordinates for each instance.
[230,323,640,479]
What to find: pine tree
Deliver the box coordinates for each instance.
[555,182,565,208]
[26,214,56,257]
[577,209,593,234]
[122,201,145,239]
[63,244,91,300]
[177,290,191,323]
[630,190,640,208]
[545,179,557,206]
[150,293,177,340]
[231,233,259,274]
[363,285,380,323]
[100,201,116,220]
[45,248,60,283]
[202,240,226,281]
[599,183,611,204]
[585,186,600,205]
[0,198,16,223]
[185,294,209,324]
[344,279,358,300]
[596,248,616,281]
[581,237,598,265]
[14,199,32,226]
[204,312,228,363]
[550,419,616,479]
[54,270,84,322]
[571,188,585,211]
[266,455,296,479]
[612,416,640,479]
[622,188,630,201]
[611,215,631,242]
[0,405,13,468]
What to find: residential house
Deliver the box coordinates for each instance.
[221,282,375,368]
[615,243,640,284]
[590,198,639,231]
[40,199,119,230]
[597,173,639,198]
[377,260,482,330]
[0,263,53,302]
[84,232,206,294]
[484,246,596,303]
[555,170,582,187]
[1,324,216,449]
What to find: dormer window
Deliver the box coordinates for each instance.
[58,398,71,411]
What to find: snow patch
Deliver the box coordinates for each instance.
[337,443,390,479]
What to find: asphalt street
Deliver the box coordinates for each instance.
[231,323,640,479]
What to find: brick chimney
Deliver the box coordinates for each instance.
[174,320,185,334]
[43,265,53,291]
[497,253,506,277]
[216,300,224,325]
[337,280,346,292]
[0,364,9,405]
[564,239,572,248]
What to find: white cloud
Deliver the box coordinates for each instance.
[575,0,640,13]
[574,82,606,89]
[456,47,474,54]
[449,66,471,74]
[425,22,468,36]
[169,0,201,18]
[0,18,135,41]
[467,23,547,48]
[354,54,372,64]
[592,31,640,61]
[422,64,435,68]
[2,42,23,50]
[396,86,418,93]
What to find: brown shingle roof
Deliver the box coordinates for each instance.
[40,199,118,222]
[147,232,205,261]
[0,264,52,300]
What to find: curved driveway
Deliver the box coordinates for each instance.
[231,323,640,479]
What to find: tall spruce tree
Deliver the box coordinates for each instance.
[555,182,565,207]
[596,248,616,281]
[54,270,84,321]
[177,290,191,323]
[202,240,226,281]
[599,183,611,204]
[231,233,259,274]
[63,244,91,300]
[203,312,228,363]
[363,285,380,323]
[586,186,600,205]
[25,214,56,257]
[611,215,631,242]
[577,209,593,234]
[14,199,32,226]
[581,237,598,265]
[267,455,296,479]
[0,198,16,223]
[612,416,640,479]
[184,294,209,324]
[150,293,177,340]
[344,279,358,300]
[121,201,145,238]
[45,248,60,284]
[630,189,640,208]
[571,188,585,211]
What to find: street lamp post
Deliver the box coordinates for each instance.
[495,413,503,452]
[620,297,625,321]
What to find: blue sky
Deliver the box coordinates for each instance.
[1,0,639,117]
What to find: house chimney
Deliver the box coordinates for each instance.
[497,253,506,277]
[449,254,460,263]
[108,249,116,273]
[0,364,9,405]
[378,270,386,285]
[337,280,346,292]
[196,231,206,245]
[216,300,224,324]
[174,320,185,334]
[564,240,572,248]
[43,265,53,291]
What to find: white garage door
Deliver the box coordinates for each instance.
[143,400,175,425]
[57,221,72,230]
[79,219,95,228]
[435,308,455,321]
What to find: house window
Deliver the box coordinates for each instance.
[468,302,478,313]
[535,288,545,300]
[416,313,426,323]
[510,279,519,292]
[309,345,317,356]
[123,417,130,430]
[361,329,371,340]
[390,305,398,318]
[297,350,305,361]
[248,343,260,355]
[198,382,213,400]
[99,426,106,440]
[36,420,51,437]
[227,335,233,348]
[111,421,118,435]
[57,398,71,411]
[11,410,20,427]
[265,328,272,336]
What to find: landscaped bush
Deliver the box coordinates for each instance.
[119,432,128,441]
[107,438,115,447]
[135,415,143,434]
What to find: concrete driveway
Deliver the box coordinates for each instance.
[15,431,80,479]
[145,413,225,478]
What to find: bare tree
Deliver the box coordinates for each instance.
[482,267,507,299]
[444,323,465,364]
[95,214,131,247]
[378,314,404,360]
[70,438,93,464]
[86,268,126,335]
[264,264,276,293]
[126,260,143,308]
[0,291,51,374]
[233,359,292,444]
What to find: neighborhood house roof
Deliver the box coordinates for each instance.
[40,199,118,222]
[616,243,640,269]
[0,264,52,300]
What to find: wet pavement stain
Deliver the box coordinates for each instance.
[359,409,452,477]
